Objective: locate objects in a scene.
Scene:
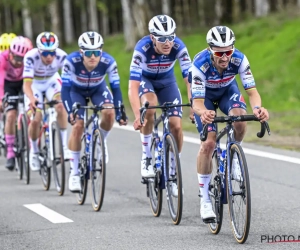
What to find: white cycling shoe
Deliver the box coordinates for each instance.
[29,151,40,172]
[141,158,155,178]
[69,175,81,193]
[200,200,216,222]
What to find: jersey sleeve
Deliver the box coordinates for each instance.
[0,54,6,99]
[129,50,146,82]
[22,53,35,79]
[176,47,192,78]
[238,55,256,91]
[191,63,206,99]
[61,58,75,114]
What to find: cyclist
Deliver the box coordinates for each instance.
[23,31,69,171]
[191,26,269,222]
[128,15,192,195]
[61,31,127,192]
[0,36,33,170]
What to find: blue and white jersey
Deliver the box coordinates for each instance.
[129,36,191,84]
[191,48,256,99]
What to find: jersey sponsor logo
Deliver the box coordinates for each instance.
[193,76,204,87]
[179,51,190,62]
[142,43,150,52]
[63,64,70,73]
[140,81,146,88]
[244,81,255,89]
[230,93,239,101]
[200,62,210,73]
[133,55,142,66]
[26,57,34,67]
[72,57,81,63]
[112,66,118,74]
[173,42,180,50]
[231,57,242,66]
[100,57,110,64]
[130,72,140,78]
[239,95,246,104]
[102,91,109,98]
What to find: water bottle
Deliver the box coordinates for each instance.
[219,149,226,174]
[155,141,162,169]
[86,134,91,153]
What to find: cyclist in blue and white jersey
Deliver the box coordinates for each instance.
[128,15,192,196]
[61,31,127,192]
[191,26,269,222]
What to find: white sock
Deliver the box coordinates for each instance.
[170,152,181,175]
[60,129,67,148]
[30,139,39,153]
[69,151,80,176]
[99,127,110,142]
[198,173,211,202]
[140,133,152,159]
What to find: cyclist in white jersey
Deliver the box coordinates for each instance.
[128,15,192,196]
[191,26,269,222]
[23,32,68,171]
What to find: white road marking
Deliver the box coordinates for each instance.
[113,123,300,165]
[24,203,73,223]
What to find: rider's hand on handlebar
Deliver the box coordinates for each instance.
[189,107,195,123]
[29,97,39,112]
[200,110,215,124]
[68,113,79,125]
[253,107,269,122]
[133,116,145,130]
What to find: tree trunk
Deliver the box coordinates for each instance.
[255,0,269,16]
[132,0,152,38]
[197,0,205,27]
[215,0,222,25]
[121,0,136,51]
[49,0,62,41]
[88,0,99,31]
[4,6,12,31]
[162,0,171,15]
[21,0,33,39]
[81,3,88,33]
[63,0,74,44]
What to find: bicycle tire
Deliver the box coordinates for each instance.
[21,115,30,184]
[227,143,251,244]
[208,149,224,234]
[40,127,51,190]
[16,123,23,180]
[0,114,7,157]
[148,137,163,217]
[90,129,106,211]
[51,121,65,196]
[76,134,88,205]
[165,133,183,225]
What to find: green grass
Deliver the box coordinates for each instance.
[63,11,300,150]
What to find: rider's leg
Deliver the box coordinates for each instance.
[53,93,68,147]
[4,109,17,169]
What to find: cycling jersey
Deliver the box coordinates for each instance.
[191,48,255,99]
[61,51,123,116]
[129,35,191,85]
[0,50,24,99]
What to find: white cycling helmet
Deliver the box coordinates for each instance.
[78,31,104,50]
[206,26,235,47]
[148,15,176,36]
[36,32,59,51]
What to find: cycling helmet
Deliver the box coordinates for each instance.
[206,26,235,47]
[148,15,176,36]
[36,32,59,51]
[0,33,17,51]
[78,31,104,50]
[10,36,33,56]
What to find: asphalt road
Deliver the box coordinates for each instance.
[0,125,300,250]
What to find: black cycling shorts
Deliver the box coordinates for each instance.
[3,79,23,112]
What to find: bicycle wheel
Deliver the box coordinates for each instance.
[148,137,163,217]
[40,127,51,190]
[0,114,6,157]
[90,129,106,211]
[20,115,30,184]
[165,133,183,225]
[227,143,251,244]
[208,149,224,234]
[76,134,88,205]
[16,123,23,180]
[51,121,65,196]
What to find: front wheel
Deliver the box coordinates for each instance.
[51,121,65,196]
[227,143,251,244]
[40,127,51,190]
[20,115,30,184]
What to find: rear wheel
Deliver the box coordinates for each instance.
[51,121,65,196]
[40,127,51,190]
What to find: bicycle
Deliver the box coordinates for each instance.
[200,106,271,244]
[0,93,30,184]
[71,99,126,212]
[31,94,66,195]
[139,101,191,225]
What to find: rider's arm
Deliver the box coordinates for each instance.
[106,61,122,109]
[22,54,35,101]
[128,50,145,118]
[23,78,34,100]
[0,54,5,100]
[238,55,262,110]
[61,60,74,114]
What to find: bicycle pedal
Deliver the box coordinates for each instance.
[141,178,148,184]
[202,218,216,224]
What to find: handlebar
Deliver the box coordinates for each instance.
[200,114,271,142]
[35,99,62,107]
[139,101,191,125]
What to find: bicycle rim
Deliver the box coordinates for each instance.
[52,121,65,196]
[76,134,88,205]
[227,143,251,244]
[21,115,30,184]
[165,133,183,225]
[90,129,106,211]
[40,128,51,190]
[16,125,23,180]
[148,138,162,217]
[208,150,223,234]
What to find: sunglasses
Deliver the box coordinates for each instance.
[82,50,102,58]
[12,54,24,62]
[210,48,234,58]
[40,50,56,57]
[153,34,176,43]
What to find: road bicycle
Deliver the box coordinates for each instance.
[72,100,126,211]
[140,101,191,225]
[200,107,271,244]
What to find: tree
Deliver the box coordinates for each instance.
[63,0,74,44]
[121,0,136,50]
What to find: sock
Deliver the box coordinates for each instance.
[30,139,39,153]
[198,173,211,202]
[60,129,67,148]
[140,133,152,159]
[5,134,15,159]
[69,151,80,176]
[99,127,110,142]
[170,152,181,176]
